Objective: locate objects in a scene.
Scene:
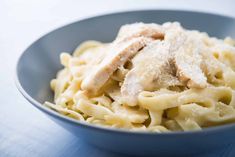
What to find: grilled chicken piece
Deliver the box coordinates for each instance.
[121,24,207,106]
[165,29,207,88]
[81,37,148,94]
[81,23,166,94]
[121,41,181,106]
[116,23,164,41]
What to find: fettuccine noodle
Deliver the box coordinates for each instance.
[44,22,235,132]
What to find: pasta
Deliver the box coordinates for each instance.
[44,22,235,132]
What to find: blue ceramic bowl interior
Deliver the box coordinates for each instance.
[16,10,235,156]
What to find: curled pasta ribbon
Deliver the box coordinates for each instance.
[149,110,163,126]
[90,96,112,109]
[138,91,180,110]
[75,99,113,120]
[104,114,133,128]
[45,24,235,132]
[44,102,84,121]
[73,40,103,57]
[55,78,82,107]
[54,69,71,101]
[138,87,235,131]
[204,51,235,89]
[60,53,72,67]
[147,126,170,133]
[61,78,82,100]
[111,102,149,123]
[131,125,170,133]
[138,87,232,110]
[223,68,235,89]
[86,117,107,126]
[164,120,182,131]
[175,116,201,131]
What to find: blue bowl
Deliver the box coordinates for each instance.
[16,10,235,156]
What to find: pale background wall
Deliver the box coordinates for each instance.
[0,1,235,157]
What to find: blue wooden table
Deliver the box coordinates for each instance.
[1,0,235,156]
[1,76,235,157]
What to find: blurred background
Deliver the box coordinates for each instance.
[0,0,235,157]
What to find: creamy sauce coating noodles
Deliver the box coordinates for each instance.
[44,22,235,132]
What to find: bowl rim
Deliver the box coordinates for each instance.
[15,9,235,136]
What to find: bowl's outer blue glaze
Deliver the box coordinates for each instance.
[16,10,235,156]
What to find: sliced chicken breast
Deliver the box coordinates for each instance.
[121,24,207,106]
[81,37,148,94]
[116,22,164,41]
[121,41,181,106]
[166,29,207,88]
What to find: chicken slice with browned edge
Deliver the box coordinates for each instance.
[81,23,165,94]
[116,22,164,41]
[81,37,148,94]
[121,40,180,106]
[121,24,207,106]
